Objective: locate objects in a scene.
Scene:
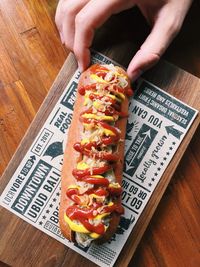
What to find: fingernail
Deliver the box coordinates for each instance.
[60,32,64,44]
[78,62,84,72]
[129,69,143,81]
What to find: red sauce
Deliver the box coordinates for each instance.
[67,205,95,220]
[81,106,128,118]
[72,165,112,179]
[67,203,124,220]
[78,84,97,95]
[66,184,122,201]
[65,65,133,236]
[89,93,116,104]
[90,64,109,75]
[73,142,119,161]
[81,176,109,186]
[80,218,105,235]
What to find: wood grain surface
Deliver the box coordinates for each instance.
[0,1,200,267]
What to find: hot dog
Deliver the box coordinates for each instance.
[59,64,133,247]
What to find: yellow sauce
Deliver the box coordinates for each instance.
[82,113,115,122]
[77,162,89,170]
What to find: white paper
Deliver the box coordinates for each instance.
[0,51,198,267]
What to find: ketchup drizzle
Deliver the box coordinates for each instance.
[65,65,133,236]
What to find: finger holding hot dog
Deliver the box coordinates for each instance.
[55,0,192,80]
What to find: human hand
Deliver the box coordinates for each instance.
[55,0,192,80]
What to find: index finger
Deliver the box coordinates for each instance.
[73,0,135,70]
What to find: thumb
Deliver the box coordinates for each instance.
[127,49,160,80]
[127,12,181,80]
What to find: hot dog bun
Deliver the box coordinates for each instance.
[59,64,132,246]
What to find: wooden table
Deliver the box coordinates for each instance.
[0,1,200,266]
